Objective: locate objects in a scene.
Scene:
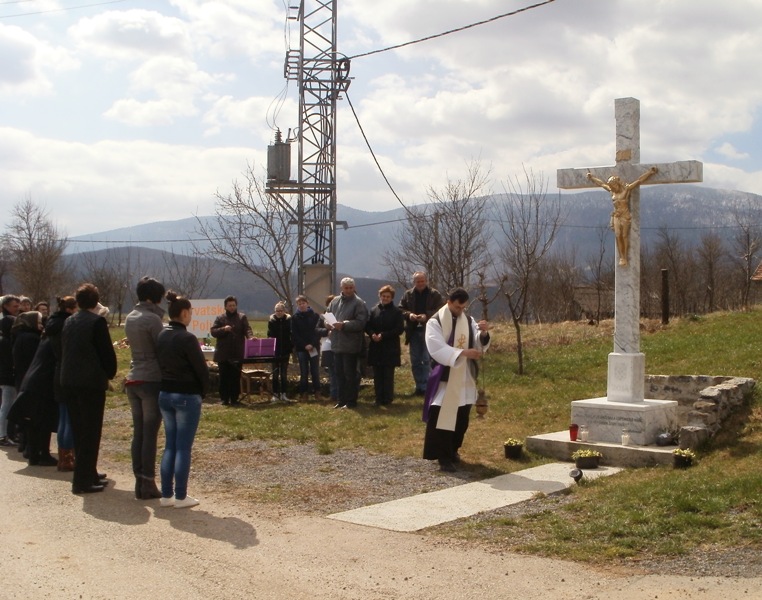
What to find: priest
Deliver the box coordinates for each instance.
[422,287,491,472]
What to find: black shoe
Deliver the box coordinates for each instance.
[333,403,346,409]
[414,389,426,397]
[438,459,456,472]
[139,478,161,499]
[30,454,58,467]
[72,484,105,494]
[0,437,17,447]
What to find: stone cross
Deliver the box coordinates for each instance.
[557,97,702,403]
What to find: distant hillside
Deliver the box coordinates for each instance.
[59,186,761,317]
[69,187,760,280]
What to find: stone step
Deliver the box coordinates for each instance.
[526,430,676,468]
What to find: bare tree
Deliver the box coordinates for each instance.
[496,167,564,374]
[78,246,141,325]
[729,199,762,310]
[196,164,298,312]
[538,248,582,323]
[383,160,492,293]
[584,225,614,324]
[159,248,217,300]
[654,227,696,316]
[696,231,727,313]
[1,197,70,303]
[0,242,12,296]
[473,270,502,321]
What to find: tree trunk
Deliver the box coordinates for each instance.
[512,315,524,375]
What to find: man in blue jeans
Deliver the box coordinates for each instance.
[399,272,444,396]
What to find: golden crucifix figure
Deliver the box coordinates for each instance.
[586,166,658,266]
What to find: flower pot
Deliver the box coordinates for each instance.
[504,444,523,459]
[673,455,693,469]
[574,456,600,469]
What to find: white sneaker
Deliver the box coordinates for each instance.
[159,497,174,507]
[281,393,296,403]
[174,496,199,509]
[270,395,281,403]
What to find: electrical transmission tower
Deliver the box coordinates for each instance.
[266,0,350,303]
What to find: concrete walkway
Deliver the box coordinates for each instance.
[328,462,622,532]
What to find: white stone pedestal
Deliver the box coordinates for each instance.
[571,397,678,445]
[607,352,645,403]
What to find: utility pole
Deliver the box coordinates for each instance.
[266,0,350,304]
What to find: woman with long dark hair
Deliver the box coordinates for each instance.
[124,276,166,499]
[157,291,209,509]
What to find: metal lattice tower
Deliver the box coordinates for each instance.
[266,0,350,302]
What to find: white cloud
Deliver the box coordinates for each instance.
[0,127,262,235]
[68,10,191,61]
[0,23,77,96]
[716,143,749,161]
[4,0,762,240]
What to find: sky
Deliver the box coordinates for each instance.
[2,0,762,241]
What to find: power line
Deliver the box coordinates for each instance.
[348,0,558,60]
[0,0,129,19]
[345,90,414,217]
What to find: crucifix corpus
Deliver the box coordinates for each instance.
[556,97,703,445]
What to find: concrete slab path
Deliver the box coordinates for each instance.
[328,462,621,531]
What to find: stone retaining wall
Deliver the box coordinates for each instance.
[645,374,755,446]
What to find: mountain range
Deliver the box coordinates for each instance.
[63,186,761,316]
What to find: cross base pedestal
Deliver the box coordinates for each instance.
[607,352,645,403]
[571,397,678,445]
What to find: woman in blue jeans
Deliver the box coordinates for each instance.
[156,291,209,509]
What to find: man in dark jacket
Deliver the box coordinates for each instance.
[61,283,117,494]
[291,295,322,403]
[210,296,253,406]
[398,272,444,396]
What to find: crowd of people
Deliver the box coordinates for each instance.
[258,271,492,471]
[0,269,492,497]
[0,278,208,505]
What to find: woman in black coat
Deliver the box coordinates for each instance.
[365,285,404,406]
[9,332,58,466]
[10,311,43,456]
[12,311,43,389]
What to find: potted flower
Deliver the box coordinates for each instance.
[571,449,603,469]
[673,448,696,469]
[503,438,523,459]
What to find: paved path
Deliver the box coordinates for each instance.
[329,462,621,531]
[1,448,760,599]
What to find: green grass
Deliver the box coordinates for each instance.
[106,309,762,563]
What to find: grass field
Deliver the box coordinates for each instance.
[106,309,762,563]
